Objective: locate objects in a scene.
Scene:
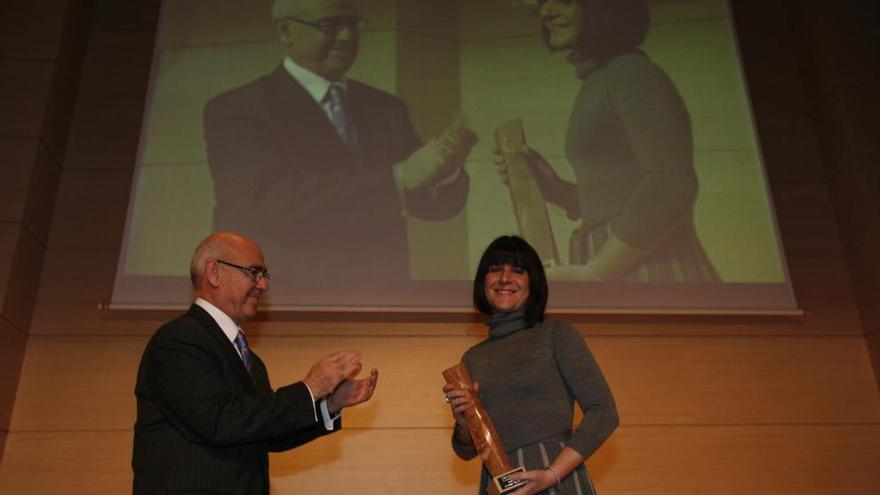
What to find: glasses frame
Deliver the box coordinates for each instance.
[280,15,369,36]
[216,259,271,283]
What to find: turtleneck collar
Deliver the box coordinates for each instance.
[486,311,531,339]
[568,49,646,79]
[566,50,599,80]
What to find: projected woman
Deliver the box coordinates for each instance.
[500,0,719,282]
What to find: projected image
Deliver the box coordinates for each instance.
[114,0,796,311]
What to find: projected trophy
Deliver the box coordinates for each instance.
[442,363,525,494]
[494,118,559,266]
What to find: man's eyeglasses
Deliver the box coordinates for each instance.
[217,260,271,283]
[281,15,368,36]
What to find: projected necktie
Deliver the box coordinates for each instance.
[325,83,358,149]
[233,329,254,377]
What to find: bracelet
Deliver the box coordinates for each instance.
[546,465,561,487]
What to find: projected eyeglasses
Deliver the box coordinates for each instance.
[281,15,369,36]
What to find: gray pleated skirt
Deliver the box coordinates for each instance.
[478,434,598,495]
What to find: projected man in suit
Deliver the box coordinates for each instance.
[132,232,378,494]
[204,0,473,284]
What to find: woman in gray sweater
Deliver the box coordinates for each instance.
[503,0,718,282]
[443,236,618,494]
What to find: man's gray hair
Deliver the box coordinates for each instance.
[272,0,300,21]
[190,234,232,287]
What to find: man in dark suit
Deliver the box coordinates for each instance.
[132,232,378,494]
[204,0,474,286]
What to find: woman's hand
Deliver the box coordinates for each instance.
[491,147,560,189]
[491,146,580,219]
[505,468,558,495]
[442,382,479,429]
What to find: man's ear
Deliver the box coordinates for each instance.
[206,260,222,288]
[274,19,293,46]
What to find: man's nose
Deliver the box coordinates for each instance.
[335,26,355,40]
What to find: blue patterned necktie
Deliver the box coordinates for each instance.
[324,83,358,149]
[233,329,254,377]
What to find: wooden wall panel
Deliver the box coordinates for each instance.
[0,224,19,306]
[11,335,880,432]
[868,331,880,387]
[755,115,826,185]
[48,169,132,249]
[2,227,46,331]
[21,144,62,245]
[0,319,27,429]
[77,31,154,99]
[785,257,861,334]
[0,60,55,137]
[63,97,143,170]
[0,0,69,61]
[596,425,880,494]
[741,54,810,116]
[829,156,880,254]
[771,184,843,257]
[0,138,39,223]
[29,249,119,334]
[2,426,879,495]
[89,0,161,32]
[0,431,132,495]
[848,235,880,336]
[730,0,795,57]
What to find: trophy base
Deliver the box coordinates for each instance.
[493,466,527,494]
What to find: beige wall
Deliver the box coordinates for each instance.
[1,0,879,493]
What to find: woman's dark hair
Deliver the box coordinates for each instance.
[541,0,650,62]
[473,235,548,326]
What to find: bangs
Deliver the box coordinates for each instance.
[484,250,529,270]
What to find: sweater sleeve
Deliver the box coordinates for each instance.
[553,322,618,457]
[605,57,698,249]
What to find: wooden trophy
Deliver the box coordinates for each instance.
[494,118,559,266]
[443,363,526,494]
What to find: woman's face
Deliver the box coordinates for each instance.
[539,0,584,51]
[484,264,530,314]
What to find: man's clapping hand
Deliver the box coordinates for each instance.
[302,351,363,399]
[327,368,379,413]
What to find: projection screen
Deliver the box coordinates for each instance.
[111,0,799,313]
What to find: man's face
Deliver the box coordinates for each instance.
[212,240,270,323]
[276,0,361,81]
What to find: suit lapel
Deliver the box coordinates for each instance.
[258,66,357,169]
[187,304,257,393]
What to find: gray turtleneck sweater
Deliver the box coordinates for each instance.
[452,314,618,460]
[565,50,698,251]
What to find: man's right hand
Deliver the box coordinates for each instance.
[400,127,477,190]
[302,351,362,399]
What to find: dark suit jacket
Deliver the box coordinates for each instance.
[203,66,469,283]
[132,304,335,494]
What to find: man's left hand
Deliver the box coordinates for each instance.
[327,368,379,413]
